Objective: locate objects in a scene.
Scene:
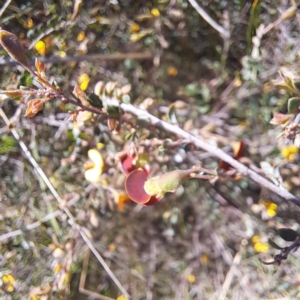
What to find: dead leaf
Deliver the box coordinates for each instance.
[25,98,45,117]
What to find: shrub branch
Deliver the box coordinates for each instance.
[120,102,300,207]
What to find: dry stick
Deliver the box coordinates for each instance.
[120,103,300,207]
[0,194,80,242]
[0,0,12,18]
[218,250,242,300]
[0,52,154,67]
[28,20,75,50]
[0,108,130,299]
[0,210,62,242]
[187,0,230,39]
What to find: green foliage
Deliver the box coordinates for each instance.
[1,1,300,299]
[0,135,17,154]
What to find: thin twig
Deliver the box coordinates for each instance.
[0,210,62,242]
[0,108,130,299]
[187,0,230,39]
[28,20,75,50]
[218,250,242,300]
[0,52,154,67]
[0,89,104,115]
[119,102,300,207]
[0,0,11,18]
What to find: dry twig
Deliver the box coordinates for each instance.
[0,108,130,299]
[187,0,230,39]
[120,103,300,207]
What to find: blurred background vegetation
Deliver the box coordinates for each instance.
[1,0,300,299]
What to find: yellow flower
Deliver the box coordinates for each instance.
[151,8,160,17]
[2,274,15,292]
[167,66,178,76]
[2,274,15,284]
[251,235,269,253]
[251,235,260,243]
[254,242,269,253]
[262,201,278,217]
[59,51,66,58]
[77,31,85,42]
[200,254,209,264]
[116,296,128,300]
[281,145,298,161]
[84,149,104,182]
[78,73,90,91]
[53,264,62,273]
[130,23,140,33]
[24,18,34,29]
[108,243,116,252]
[97,142,105,149]
[35,40,46,56]
[234,77,242,87]
[187,274,195,283]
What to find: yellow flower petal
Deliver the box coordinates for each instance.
[88,149,104,167]
[77,31,85,42]
[281,145,298,158]
[78,73,90,91]
[288,153,296,162]
[2,274,15,284]
[97,142,105,149]
[54,264,62,273]
[187,274,195,283]
[234,77,242,87]
[151,8,160,17]
[84,167,102,183]
[167,66,178,76]
[84,149,104,182]
[251,235,260,243]
[35,40,46,56]
[254,242,269,253]
[116,296,128,300]
[24,18,34,29]
[6,284,14,292]
[267,208,277,217]
[130,23,140,33]
[200,254,209,264]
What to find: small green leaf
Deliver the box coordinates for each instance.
[87,93,103,108]
[288,97,300,113]
[294,81,300,91]
[104,97,120,118]
[278,228,298,242]
[167,103,178,125]
[0,135,17,154]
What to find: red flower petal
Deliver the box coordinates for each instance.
[121,155,136,175]
[125,169,151,204]
[144,195,162,206]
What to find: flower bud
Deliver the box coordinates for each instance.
[144,169,191,196]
